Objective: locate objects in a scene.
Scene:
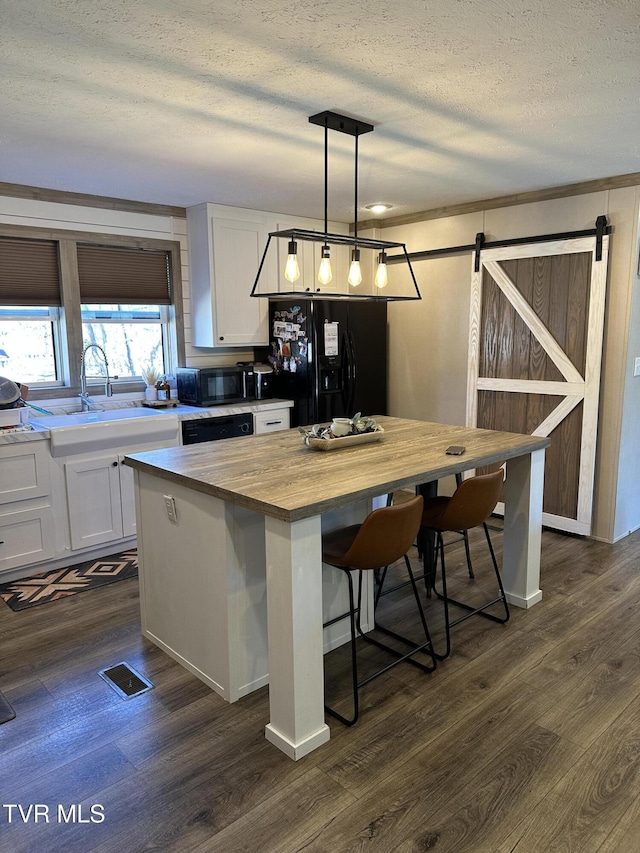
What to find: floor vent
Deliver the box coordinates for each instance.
[98,662,153,700]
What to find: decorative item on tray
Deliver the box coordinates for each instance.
[299,413,384,450]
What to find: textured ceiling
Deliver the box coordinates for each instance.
[1,0,639,221]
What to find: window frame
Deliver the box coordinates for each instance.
[0,223,185,401]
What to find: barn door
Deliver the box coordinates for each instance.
[467,236,608,534]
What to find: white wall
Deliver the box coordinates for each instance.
[383,188,640,543]
[613,188,640,540]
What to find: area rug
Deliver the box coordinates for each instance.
[0,549,138,612]
[0,691,16,724]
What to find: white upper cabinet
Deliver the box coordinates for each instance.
[187,204,274,347]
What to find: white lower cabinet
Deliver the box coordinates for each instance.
[253,408,290,434]
[118,455,137,539]
[0,442,56,574]
[64,454,142,550]
[59,429,180,555]
[0,504,56,573]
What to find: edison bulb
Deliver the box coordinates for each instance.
[318,245,332,285]
[348,249,362,287]
[284,241,300,283]
[374,252,388,288]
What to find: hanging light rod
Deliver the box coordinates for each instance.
[250,110,421,301]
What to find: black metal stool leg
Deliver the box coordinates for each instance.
[454,473,474,579]
[431,524,510,652]
[324,569,360,727]
[357,567,436,675]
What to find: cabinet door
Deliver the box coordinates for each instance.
[65,457,123,550]
[118,455,136,538]
[211,217,269,346]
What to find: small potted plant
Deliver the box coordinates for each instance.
[142,366,160,401]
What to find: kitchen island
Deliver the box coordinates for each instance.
[125,416,549,759]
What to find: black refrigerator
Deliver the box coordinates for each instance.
[258,299,387,428]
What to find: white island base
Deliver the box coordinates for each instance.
[133,471,374,727]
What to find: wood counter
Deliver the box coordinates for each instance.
[125,416,549,522]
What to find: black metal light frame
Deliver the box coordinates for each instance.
[250,110,422,302]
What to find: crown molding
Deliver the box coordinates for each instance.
[358,171,640,231]
[0,182,186,219]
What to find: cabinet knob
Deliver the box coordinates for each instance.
[219,336,225,341]
[112,461,118,467]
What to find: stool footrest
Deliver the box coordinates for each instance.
[359,628,436,679]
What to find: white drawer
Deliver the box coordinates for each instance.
[253,409,290,435]
[0,443,51,505]
[0,504,56,572]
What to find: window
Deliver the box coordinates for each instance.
[0,227,184,400]
[78,245,173,381]
[0,306,61,385]
[81,304,167,381]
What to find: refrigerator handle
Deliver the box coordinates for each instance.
[347,330,357,413]
[340,330,350,414]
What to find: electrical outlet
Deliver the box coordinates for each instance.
[163,494,177,523]
[635,357,640,377]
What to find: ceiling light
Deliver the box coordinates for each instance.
[250,111,421,302]
[365,203,393,214]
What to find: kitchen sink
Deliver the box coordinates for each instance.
[34,408,180,456]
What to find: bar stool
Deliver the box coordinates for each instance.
[421,469,510,659]
[379,478,474,603]
[322,495,436,726]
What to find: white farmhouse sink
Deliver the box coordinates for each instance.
[36,408,180,457]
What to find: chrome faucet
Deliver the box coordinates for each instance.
[79,344,112,411]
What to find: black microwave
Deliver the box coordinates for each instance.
[176,366,254,407]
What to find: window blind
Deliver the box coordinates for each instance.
[77,245,172,304]
[0,237,61,306]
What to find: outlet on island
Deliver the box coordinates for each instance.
[163,494,178,523]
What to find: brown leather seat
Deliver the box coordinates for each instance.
[421,469,510,659]
[322,495,436,726]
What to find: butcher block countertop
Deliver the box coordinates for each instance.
[124,416,550,523]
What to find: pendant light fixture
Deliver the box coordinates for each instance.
[347,130,362,287]
[318,117,333,285]
[250,111,421,302]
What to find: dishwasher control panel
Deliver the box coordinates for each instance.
[181,412,254,445]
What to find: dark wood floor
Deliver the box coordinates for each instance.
[2,525,640,852]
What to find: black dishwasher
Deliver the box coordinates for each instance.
[181,413,253,445]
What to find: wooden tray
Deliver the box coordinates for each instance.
[141,400,178,408]
[305,428,384,451]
